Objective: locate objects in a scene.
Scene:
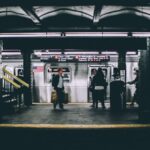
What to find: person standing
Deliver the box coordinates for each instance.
[91,68,107,109]
[89,68,97,107]
[52,68,64,110]
[127,68,139,106]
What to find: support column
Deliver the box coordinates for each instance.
[22,50,32,106]
[0,41,3,117]
[118,51,126,109]
[138,38,150,122]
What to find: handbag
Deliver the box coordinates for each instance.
[94,86,104,90]
[51,90,58,103]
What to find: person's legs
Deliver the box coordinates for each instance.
[91,91,96,107]
[130,90,137,106]
[57,88,64,109]
[101,99,106,109]
[53,101,57,110]
[95,99,98,108]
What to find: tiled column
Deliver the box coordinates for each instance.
[118,51,126,109]
[0,40,3,112]
[138,37,150,122]
[22,50,32,106]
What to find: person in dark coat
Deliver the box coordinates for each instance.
[52,68,64,110]
[91,68,107,109]
[110,69,125,112]
[89,68,97,107]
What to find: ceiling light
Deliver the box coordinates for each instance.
[65,32,127,37]
[132,32,150,37]
[0,32,61,38]
[64,51,99,55]
[101,52,117,55]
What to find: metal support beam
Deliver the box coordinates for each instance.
[0,0,149,6]
[22,50,32,106]
[21,6,41,25]
[3,37,147,50]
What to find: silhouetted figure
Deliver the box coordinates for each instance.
[89,68,97,107]
[127,68,139,106]
[110,68,125,112]
[91,68,107,109]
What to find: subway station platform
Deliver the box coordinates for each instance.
[0,103,139,124]
[0,103,150,150]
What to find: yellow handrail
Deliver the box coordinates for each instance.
[3,68,29,88]
[3,76,21,89]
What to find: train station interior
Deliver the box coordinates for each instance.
[0,1,150,149]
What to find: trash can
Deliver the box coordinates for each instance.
[110,80,125,112]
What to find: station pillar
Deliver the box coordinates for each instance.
[22,50,32,106]
[138,38,150,122]
[118,51,126,110]
[0,40,3,107]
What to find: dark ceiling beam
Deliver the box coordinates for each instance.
[2,37,146,50]
[93,5,103,25]
[21,6,41,25]
[0,26,150,33]
[0,0,149,6]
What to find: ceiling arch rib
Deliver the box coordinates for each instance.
[21,6,42,25]
[99,6,150,21]
[34,6,94,20]
[96,6,150,29]
[0,7,31,19]
[0,6,36,28]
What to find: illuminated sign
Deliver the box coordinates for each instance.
[51,68,70,72]
[41,55,110,62]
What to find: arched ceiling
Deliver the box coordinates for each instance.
[0,4,150,32]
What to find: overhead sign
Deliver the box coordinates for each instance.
[41,55,110,63]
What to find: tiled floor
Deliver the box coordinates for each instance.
[0,103,139,124]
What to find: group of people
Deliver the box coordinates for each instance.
[89,67,139,110]
[52,67,139,111]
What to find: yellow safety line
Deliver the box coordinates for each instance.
[2,76,21,89]
[3,68,29,88]
[0,124,150,129]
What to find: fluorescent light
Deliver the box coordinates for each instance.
[0,32,129,38]
[66,32,127,37]
[34,51,61,55]
[132,32,150,37]
[64,51,99,55]
[46,32,61,37]
[101,52,117,55]
[102,32,127,37]
[126,52,137,55]
[66,32,103,37]
[0,32,61,38]
[2,52,21,55]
